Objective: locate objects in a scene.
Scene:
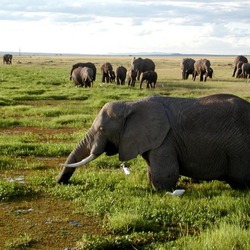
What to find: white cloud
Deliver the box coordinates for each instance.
[0,0,250,54]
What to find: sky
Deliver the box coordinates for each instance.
[0,0,250,55]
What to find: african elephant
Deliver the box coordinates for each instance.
[127,69,137,87]
[3,54,12,64]
[71,66,94,87]
[232,55,248,77]
[193,59,213,82]
[56,94,250,191]
[101,62,114,83]
[116,66,127,85]
[140,71,158,89]
[180,58,195,80]
[131,57,155,80]
[242,62,250,79]
[70,62,96,82]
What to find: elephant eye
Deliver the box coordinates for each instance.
[99,126,104,132]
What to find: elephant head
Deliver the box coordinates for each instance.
[131,57,155,80]
[57,99,170,189]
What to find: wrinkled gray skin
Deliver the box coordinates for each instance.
[232,55,248,77]
[71,66,94,87]
[127,69,137,87]
[3,54,12,64]
[180,58,195,80]
[242,62,250,79]
[193,59,213,82]
[57,94,250,191]
[116,66,127,85]
[140,71,158,89]
[101,62,114,83]
[131,57,155,80]
[70,62,96,82]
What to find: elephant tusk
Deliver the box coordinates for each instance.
[62,154,98,168]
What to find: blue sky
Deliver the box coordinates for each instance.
[0,0,249,55]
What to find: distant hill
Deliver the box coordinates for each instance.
[0,51,241,57]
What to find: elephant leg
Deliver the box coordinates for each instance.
[192,72,197,81]
[143,145,179,191]
[102,74,105,83]
[137,71,141,81]
[232,67,236,77]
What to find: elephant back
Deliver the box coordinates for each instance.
[142,58,155,72]
[234,55,248,65]
[194,59,211,72]
[131,57,155,72]
[101,62,113,73]
[70,62,96,81]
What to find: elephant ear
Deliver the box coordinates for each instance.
[119,101,170,161]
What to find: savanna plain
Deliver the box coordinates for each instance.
[0,55,250,250]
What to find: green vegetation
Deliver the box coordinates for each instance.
[0,55,250,249]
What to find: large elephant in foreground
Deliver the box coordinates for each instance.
[70,62,96,81]
[232,55,248,77]
[193,59,213,82]
[180,58,195,80]
[57,94,250,191]
[3,54,12,64]
[131,57,155,80]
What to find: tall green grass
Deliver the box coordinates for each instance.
[1,55,250,249]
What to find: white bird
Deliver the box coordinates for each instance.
[121,163,131,175]
[166,189,185,196]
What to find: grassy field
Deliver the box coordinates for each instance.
[0,55,250,249]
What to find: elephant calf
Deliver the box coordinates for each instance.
[127,69,137,87]
[140,71,158,89]
[242,63,250,79]
[116,66,127,85]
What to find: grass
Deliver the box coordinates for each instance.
[0,55,250,249]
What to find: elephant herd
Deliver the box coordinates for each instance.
[181,58,213,82]
[70,57,157,89]
[181,55,250,81]
[232,55,250,79]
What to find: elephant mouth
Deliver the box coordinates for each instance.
[105,141,118,156]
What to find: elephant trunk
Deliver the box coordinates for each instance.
[57,131,96,184]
